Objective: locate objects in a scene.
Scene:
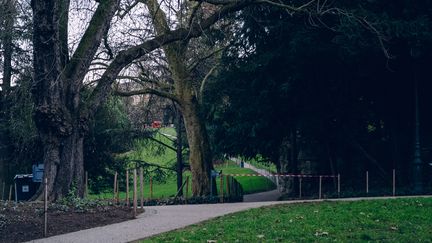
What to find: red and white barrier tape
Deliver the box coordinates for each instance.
[222,174,337,178]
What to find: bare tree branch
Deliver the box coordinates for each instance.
[64,0,118,83]
[257,0,316,13]
[114,87,181,104]
[199,63,218,102]
[148,136,177,151]
[187,46,225,72]
[86,0,255,116]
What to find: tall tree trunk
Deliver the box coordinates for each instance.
[31,0,117,200]
[39,129,84,199]
[278,137,294,194]
[175,108,184,196]
[0,0,16,191]
[278,126,299,196]
[145,0,216,196]
[0,127,6,188]
[290,126,298,195]
[31,0,74,200]
[1,0,15,92]
[181,96,212,196]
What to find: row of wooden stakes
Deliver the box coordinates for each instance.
[1,182,13,201]
[111,168,194,217]
[111,169,238,214]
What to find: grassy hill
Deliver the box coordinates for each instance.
[144,197,432,242]
[90,128,275,200]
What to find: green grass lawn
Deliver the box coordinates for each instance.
[92,128,275,200]
[216,162,275,194]
[89,172,192,200]
[143,197,432,242]
[246,155,277,173]
[158,127,177,137]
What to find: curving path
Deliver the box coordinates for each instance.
[26,201,289,243]
[26,159,428,243]
[230,157,282,202]
[243,189,281,202]
[25,196,432,243]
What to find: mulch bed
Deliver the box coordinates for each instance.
[0,200,141,243]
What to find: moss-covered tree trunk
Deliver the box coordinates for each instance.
[31,0,117,200]
[181,93,212,196]
[30,0,247,200]
[175,110,184,196]
[145,0,214,196]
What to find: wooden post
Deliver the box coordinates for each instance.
[275,176,279,192]
[225,175,230,197]
[149,176,153,199]
[337,174,340,197]
[116,180,119,204]
[85,171,88,198]
[133,169,137,218]
[8,185,12,201]
[319,176,322,199]
[126,170,129,206]
[220,175,224,203]
[1,181,5,200]
[139,167,144,208]
[113,172,118,200]
[366,171,369,195]
[299,177,302,199]
[185,176,189,200]
[392,169,396,196]
[44,178,48,237]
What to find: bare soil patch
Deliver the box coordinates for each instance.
[0,200,140,243]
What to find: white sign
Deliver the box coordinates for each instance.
[22,185,29,193]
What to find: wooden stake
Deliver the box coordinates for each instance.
[85,171,88,198]
[319,176,322,199]
[140,167,144,208]
[225,175,230,197]
[113,172,118,200]
[337,174,340,197]
[149,176,153,199]
[133,169,137,218]
[366,171,369,195]
[299,177,302,199]
[126,170,129,206]
[116,180,119,204]
[185,176,189,200]
[1,181,5,200]
[8,185,12,201]
[44,178,48,237]
[220,175,224,203]
[392,169,396,196]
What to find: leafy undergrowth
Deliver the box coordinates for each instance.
[0,199,137,243]
[143,197,432,242]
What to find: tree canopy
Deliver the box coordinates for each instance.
[1,0,431,200]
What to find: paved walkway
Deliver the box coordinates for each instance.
[230,157,282,201]
[26,195,432,243]
[27,201,289,243]
[244,189,281,202]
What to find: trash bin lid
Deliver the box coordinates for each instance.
[14,174,33,180]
